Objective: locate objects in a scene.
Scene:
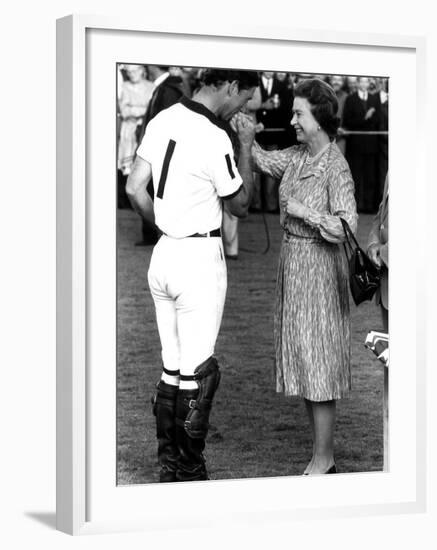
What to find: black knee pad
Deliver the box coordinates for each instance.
[183,356,221,439]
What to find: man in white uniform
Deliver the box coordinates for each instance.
[126,68,259,482]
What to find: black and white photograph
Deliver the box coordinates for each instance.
[116,64,389,485]
[2,0,434,544]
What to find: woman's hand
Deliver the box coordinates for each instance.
[234,113,257,149]
[286,197,309,219]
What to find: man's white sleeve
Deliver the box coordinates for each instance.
[208,132,243,198]
[136,119,156,163]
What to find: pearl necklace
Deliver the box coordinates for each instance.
[305,142,331,165]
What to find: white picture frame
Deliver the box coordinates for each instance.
[56,14,427,535]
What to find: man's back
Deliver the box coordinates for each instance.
[136,98,242,238]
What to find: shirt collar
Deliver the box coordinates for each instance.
[358,90,368,101]
[179,96,231,136]
[153,72,170,88]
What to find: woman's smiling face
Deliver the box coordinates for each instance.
[291,96,320,144]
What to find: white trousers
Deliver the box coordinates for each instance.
[148,235,227,378]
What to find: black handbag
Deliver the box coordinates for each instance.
[340,218,380,306]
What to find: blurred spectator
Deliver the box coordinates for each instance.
[367,173,389,326]
[368,77,378,94]
[289,73,300,87]
[374,77,389,197]
[136,65,185,145]
[135,65,185,245]
[343,76,381,212]
[275,71,288,83]
[116,65,124,145]
[117,64,154,207]
[367,173,389,468]
[330,75,348,156]
[187,67,204,94]
[186,67,202,95]
[169,66,193,97]
[255,71,295,212]
[117,64,125,101]
[284,72,296,92]
[346,75,358,94]
[243,85,264,213]
[118,64,153,176]
[330,75,348,121]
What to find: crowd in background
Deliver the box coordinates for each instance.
[117,65,388,217]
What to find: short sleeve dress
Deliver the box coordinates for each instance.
[253,141,358,401]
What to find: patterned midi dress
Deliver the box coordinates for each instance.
[253,141,358,401]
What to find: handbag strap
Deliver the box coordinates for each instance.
[340,217,362,249]
[340,217,358,262]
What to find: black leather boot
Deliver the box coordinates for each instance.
[175,389,208,482]
[175,357,221,482]
[151,380,179,482]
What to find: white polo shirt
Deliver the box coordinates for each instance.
[136,96,243,238]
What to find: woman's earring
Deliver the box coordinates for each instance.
[317,125,321,131]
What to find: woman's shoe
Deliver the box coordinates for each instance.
[303,464,336,475]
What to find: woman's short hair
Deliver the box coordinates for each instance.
[295,78,340,138]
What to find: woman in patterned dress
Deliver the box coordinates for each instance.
[251,78,358,475]
[118,65,154,176]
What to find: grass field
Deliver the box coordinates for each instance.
[116,209,384,484]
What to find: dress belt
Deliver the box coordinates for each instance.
[284,229,323,244]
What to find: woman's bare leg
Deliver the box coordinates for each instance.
[303,398,315,474]
[308,399,336,474]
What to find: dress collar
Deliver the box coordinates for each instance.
[299,142,335,179]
